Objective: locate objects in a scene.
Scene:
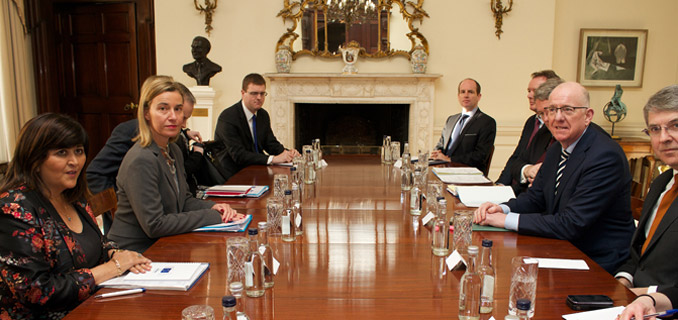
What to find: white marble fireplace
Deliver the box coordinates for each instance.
[265,73,442,153]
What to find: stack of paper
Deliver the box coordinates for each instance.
[205,185,269,198]
[100,262,209,291]
[454,185,516,207]
[432,167,490,184]
[193,214,252,232]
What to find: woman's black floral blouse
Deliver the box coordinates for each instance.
[0,185,117,319]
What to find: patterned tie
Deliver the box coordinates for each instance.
[446,114,469,153]
[252,114,259,153]
[555,149,570,195]
[641,174,678,254]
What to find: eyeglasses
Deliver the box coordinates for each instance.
[643,121,678,137]
[543,106,588,116]
[247,92,268,97]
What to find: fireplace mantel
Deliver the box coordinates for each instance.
[265,73,442,154]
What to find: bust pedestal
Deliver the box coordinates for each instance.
[188,86,216,140]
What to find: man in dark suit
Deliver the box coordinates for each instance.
[474,82,635,274]
[496,70,560,195]
[615,85,678,299]
[214,73,299,180]
[431,78,496,174]
[182,36,222,86]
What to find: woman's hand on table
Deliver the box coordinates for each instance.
[212,203,243,222]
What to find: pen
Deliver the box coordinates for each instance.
[630,309,678,320]
[94,288,145,299]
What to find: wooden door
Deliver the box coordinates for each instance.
[26,0,155,160]
[54,2,139,157]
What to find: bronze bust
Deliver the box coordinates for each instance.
[183,36,222,86]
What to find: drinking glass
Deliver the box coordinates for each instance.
[391,141,401,163]
[426,180,444,214]
[267,197,283,236]
[181,305,215,320]
[453,210,473,254]
[273,174,289,198]
[383,136,392,164]
[226,237,249,284]
[508,256,539,317]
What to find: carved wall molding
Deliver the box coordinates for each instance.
[265,73,441,153]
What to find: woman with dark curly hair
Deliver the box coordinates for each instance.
[0,113,151,319]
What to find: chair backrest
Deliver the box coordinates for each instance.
[87,187,117,219]
[629,155,656,199]
[483,146,495,176]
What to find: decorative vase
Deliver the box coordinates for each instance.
[339,41,360,75]
[410,45,428,74]
[275,45,292,73]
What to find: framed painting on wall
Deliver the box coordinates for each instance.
[577,29,648,87]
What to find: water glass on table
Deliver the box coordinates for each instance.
[267,197,283,236]
[181,305,215,320]
[226,237,249,284]
[273,174,289,198]
[453,210,473,254]
[508,256,538,317]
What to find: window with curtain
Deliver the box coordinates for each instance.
[0,0,37,164]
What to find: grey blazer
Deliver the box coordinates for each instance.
[108,141,221,252]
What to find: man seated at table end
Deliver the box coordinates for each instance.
[431,78,496,174]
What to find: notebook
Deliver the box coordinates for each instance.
[100,262,209,291]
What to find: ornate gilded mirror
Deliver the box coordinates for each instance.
[276,0,428,59]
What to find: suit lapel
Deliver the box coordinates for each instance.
[151,143,180,201]
[644,173,678,254]
[552,128,594,206]
[449,110,481,154]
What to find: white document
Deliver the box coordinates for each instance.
[432,167,490,184]
[124,262,202,281]
[100,262,209,291]
[206,185,251,192]
[562,305,624,320]
[456,186,516,207]
[536,258,589,270]
[432,167,483,175]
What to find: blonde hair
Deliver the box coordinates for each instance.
[135,75,184,147]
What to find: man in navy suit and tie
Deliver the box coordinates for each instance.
[474,82,635,274]
[214,73,299,180]
[616,85,678,319]
[496,70,560,195]
[431,78,496,174]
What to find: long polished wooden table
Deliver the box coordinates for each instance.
[66,155,634,319]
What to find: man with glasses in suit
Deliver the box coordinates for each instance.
[214,73,299,180]
[617,85,678,320]
[473,82,635,274]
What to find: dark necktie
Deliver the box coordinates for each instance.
[527,117,541,148]
[555,149,570,195]
[252,114,259,153]
[446,114,469,153]
[642,174,678,254]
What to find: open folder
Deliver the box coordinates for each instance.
[100,262,209,291]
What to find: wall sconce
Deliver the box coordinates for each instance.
[490,0,513,39]
[194,0,217,35]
